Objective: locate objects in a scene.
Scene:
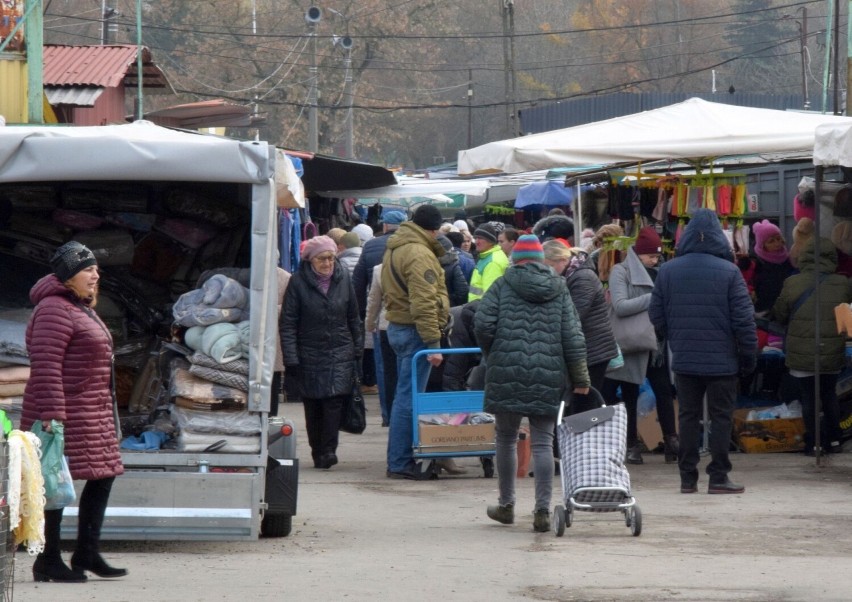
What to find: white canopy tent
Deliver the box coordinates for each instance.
[459,98,852,175]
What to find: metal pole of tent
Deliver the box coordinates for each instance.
[575,179,583,240]
[814,165,823,466]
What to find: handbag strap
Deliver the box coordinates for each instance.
[790,274,826,318]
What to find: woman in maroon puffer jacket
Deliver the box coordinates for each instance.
[22,241,126,583]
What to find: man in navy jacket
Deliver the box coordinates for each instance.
[649,209,757,495]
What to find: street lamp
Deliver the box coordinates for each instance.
[306,7,322,153]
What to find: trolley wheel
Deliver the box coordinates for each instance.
[553,505,566,537]
[481,457,495,478]
[629,505,642,537]
[565,506,573,528]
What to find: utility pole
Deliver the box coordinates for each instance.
[800,7,810,109]
[822,0,833,113]
[508,0,517,136]
[341,36,354,158]
[251,0,259,140]
[467,69,473,148]
[501,0,510,138]
[136,0,143,120]
[101,1,117,44]
[306,7,321,153]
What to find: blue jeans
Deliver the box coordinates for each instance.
[373,331,388,424]
[387,323,432,473]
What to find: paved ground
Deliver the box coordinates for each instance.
[11,393,852,601]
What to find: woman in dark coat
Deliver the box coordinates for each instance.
[475,235,589,534]
[281,236,363,469]
[22,241,126,583]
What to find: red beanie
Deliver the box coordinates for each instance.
[633,227,662,255]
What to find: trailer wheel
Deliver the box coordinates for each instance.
[262,513,293,537]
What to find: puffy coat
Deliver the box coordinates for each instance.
[381,222,450,347]
[337,247,361,275]
[474,262,590,416]
[353,232,392,318]
[21,275,123,481]
[649,209,757,376]
[442,300,481,391]
[563,252,618,368]
[280,259,363,399]
[606,247,656,384]
[439,248,470,307]
[468,245,509,301]
[770,237,852,372]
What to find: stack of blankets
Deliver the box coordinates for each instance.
[170,275,259,453]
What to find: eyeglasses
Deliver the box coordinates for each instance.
[312,254,335,263]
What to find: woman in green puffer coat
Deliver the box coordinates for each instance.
[474,235,590,533]
[770,237,852,455]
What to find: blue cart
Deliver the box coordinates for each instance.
[410,348,495,478]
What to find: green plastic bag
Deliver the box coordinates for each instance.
[32,420,66,501]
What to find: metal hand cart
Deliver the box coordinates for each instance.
[411,348,495,478]
[553,389,641,537]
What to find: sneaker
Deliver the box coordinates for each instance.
[708,479,745,494]
[486,503,515,525]
[533,508,550,532]
[680,481,698,494]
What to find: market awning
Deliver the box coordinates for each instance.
[459,98,852,175]
[514,180,575,209]
[286,151,397,192]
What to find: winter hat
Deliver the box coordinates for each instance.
[436,234,453,253]
[831,221,852,255]
[789,217,815,267]
[752,219,788,263]
[411,204,443,231]
[511,234,545,265]
[352,224,374,244]
[453,219,470,232]
[301,235,338,261]
[50,240,97,282]
[382,210,407,226]
[633,227,662,255]
[473,223,499,244]
[341,232,361,249]
[794,189,816,222]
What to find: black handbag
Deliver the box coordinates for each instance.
[340,374,367,435]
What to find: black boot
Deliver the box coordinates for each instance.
[664,434,680,464]
[71,477,127,579]
[33,509,86,583]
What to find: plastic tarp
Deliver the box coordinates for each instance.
[0,121,278,412]
[459,98,852,175]
[814,122,852,167]
[514,180,574,208]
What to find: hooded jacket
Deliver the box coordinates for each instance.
[563,251,618,368]
[439,246,470,307]
[380,222,450,347]
[21,274,124,481]
[649,209,757,376]
[770,237,852,372]
[474,262,590,416]
[468,245,509,301]
[280,259,363,399]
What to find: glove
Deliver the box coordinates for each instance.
[738,354,757,378]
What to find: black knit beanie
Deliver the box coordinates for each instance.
[411,204,443,231]
[50,241,97,282]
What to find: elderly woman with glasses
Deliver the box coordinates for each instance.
[281,235,363,469]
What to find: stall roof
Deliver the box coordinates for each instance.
[0,121,270,183]
[285,151,397,192]
[458,98,852,175]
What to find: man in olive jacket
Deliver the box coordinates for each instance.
[381,204,450,479]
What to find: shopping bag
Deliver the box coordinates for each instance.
[31,419,65,501]
[339,377,367,435]
[44,456,76,510]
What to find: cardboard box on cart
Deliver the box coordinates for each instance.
[733,407,806,453]
[418,423,496,453]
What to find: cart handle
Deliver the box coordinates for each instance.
[411,347,480,393]
[557,386,606,423]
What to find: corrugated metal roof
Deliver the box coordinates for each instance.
[44,87,104,107]
[518,92,807,135]
[43,44,169,89]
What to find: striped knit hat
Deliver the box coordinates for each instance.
[511,234,545,265]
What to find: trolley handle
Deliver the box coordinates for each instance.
[557,386,606,423]
[411,347,480,392]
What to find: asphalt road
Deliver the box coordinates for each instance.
[11,393,852,602]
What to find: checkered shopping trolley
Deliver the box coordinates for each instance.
[553,389,641,537]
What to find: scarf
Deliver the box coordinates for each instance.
[754,244,789,265]
[311,265,332,294]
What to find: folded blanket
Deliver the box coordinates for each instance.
[185,323,243,364]
[169,367,246,410]
[171,405,260,436]
[172,275,249,327]
[177,431,261,453]
[238,320,251,359]
[0,313,30,361]
[188,352,248,375]
[188,364,248,392]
